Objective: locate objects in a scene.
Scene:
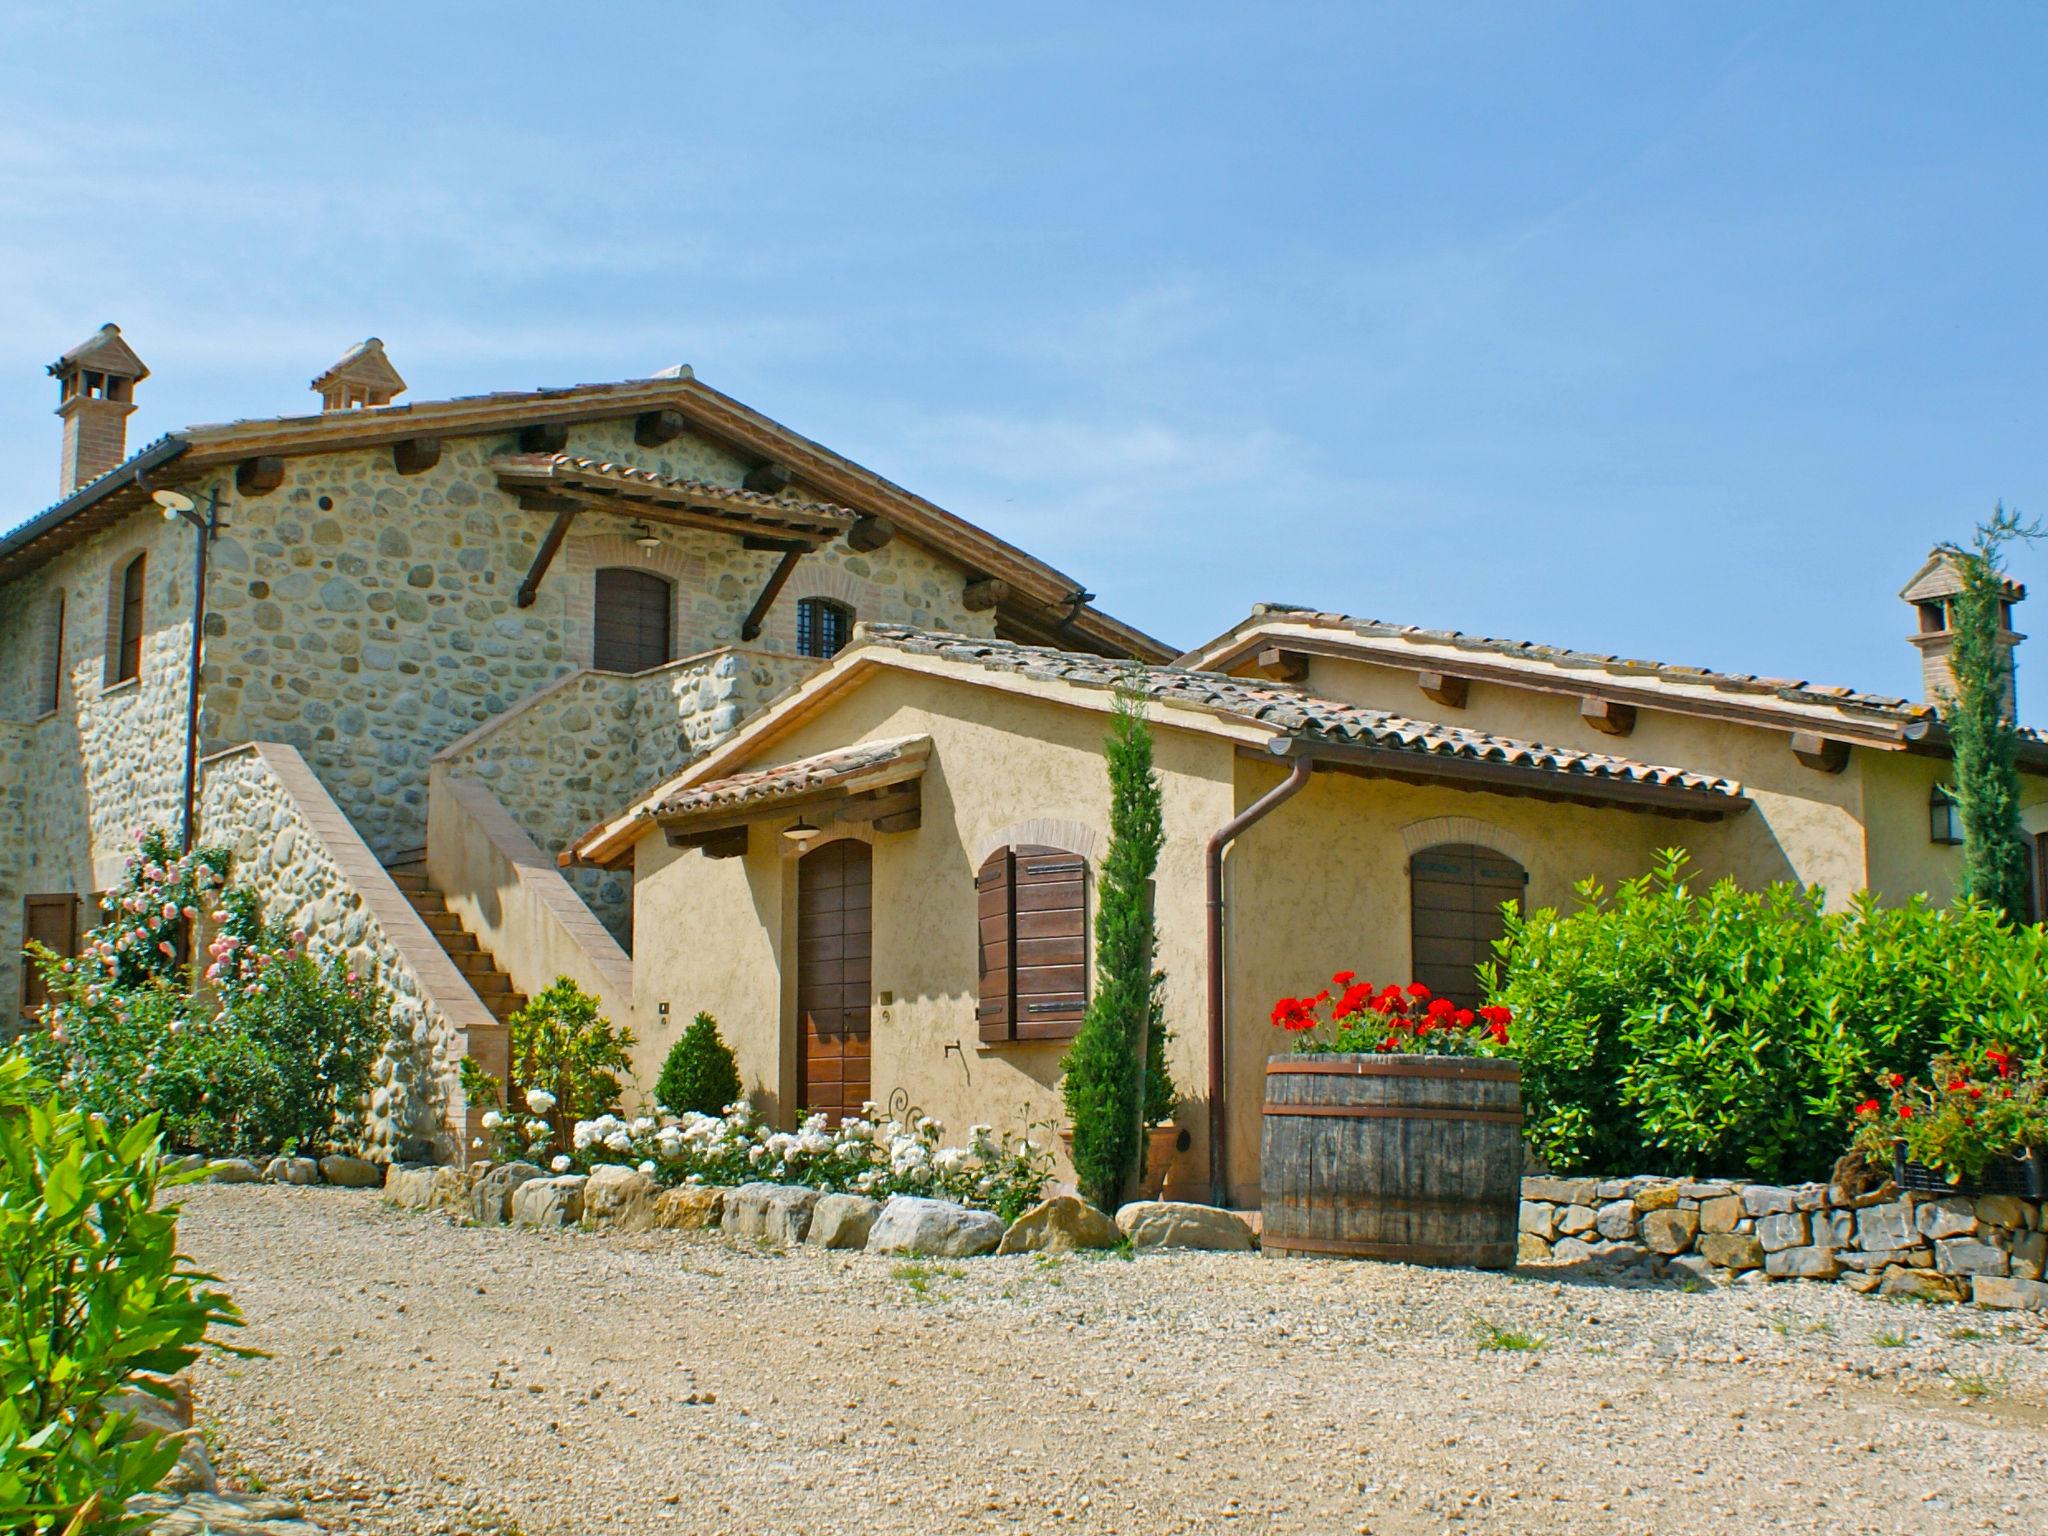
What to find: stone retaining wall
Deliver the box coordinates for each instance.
[1519,1174,2047,1309]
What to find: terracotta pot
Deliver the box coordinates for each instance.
[1057,1122,1189,1201]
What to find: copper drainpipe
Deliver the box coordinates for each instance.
[1206,744,1313,1207]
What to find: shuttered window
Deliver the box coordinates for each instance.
[976,844,1088,1042]
[592,567,672,672]
[1409,843,1526,1008]
[41,592,64,714]
[20,893,80,1020]
[111,554,145,684]
[796,597,853,659]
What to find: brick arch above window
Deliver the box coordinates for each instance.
[973,818,1106,870]
[1397,815,1532,870]
[558,532,704,669]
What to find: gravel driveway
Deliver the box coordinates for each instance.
[178,1184,2046,1535]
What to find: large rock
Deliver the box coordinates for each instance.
[110,1377,214,1496]
[1971,1275,2048,1311]
[1974,1194,2032,1230]
[1641,1207,1699,1256]
[2010,1229,2046,1280]
[1879,1267,1968,1303]
[1764,1244,1841,1280]
[582,1165,662,1232]
[470,1160,544,1225]
[1114,1200,1254,1253]
[1593,1199,1638,1240]
[1517,1233,1553,1262]
[1632,1184,1680,1213]
[725,1182,820,1244]
[125,1488,322,1536]
[318,1154,380,1188]
[1755,1211,1809,1252]
[1855,1199,1919,1251]
[263,1156,320,1186]
[1556,1203,1598,1236]
[868,1195,1006,1257]
[1916,1196,1977,1240]
[512,1174,587,1229]
[1699,1233,1765,1272]
[998,1195,1120,1255]
[1740,1185,1795,1217]
[653,1186,726,1231]
[808,1193,884,1249]
[383,1163,461,1212]
[207,1158,264,1184]
[1697,1195,1743,1234]
[1521,1177,1599,1205]
[1935,1238,2009,1277]
[1517,1200,1557,1239]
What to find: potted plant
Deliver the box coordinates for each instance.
[1260,975,1521,1268]
[1852,1047,2047,1198]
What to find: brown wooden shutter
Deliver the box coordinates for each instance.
[1011,844,1088,1039]
[592,567,673,672]
[115,555,145,683]
[975,849,1014,1042]
[20,893,80,1018]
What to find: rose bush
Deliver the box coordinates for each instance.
[567,1100,1054,1221]
[1852,1048,2048,1184]
[1271,973,1511,1056]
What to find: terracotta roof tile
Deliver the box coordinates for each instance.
[650,734,929,820]
[493,452,857,537]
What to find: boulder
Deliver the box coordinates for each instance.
[997,1194,1120,1255]
[1935,1238,2009,1277]
[1697,1195,1743,1234]
[207,1158,264,1184]
[724,1182,820,1244]
[1550,1237,1599,1264]
[470,1160,543,1226]
[1699,1233,1765,1272]
[263,1156,320,1186]
[1632,1184,1681,1213]
[1666,1253,1719,1285]
[868,1195,1006,1257]
[581,1165,662,1232]
[1593,1199,1638,1240]
[1640,1207,1699,1256]
[1879,1267,1968,1303]
[1556,1203,1598,1237]
[1763,1244,1841,1280]
[317,1154,380,1188]
[383,1163,461,1212]
[2010,1229,2046,1280]
[1113,1200,1254,1253]
[1855,1199,1918,1251]
[124,1488,322,1536]
[1974,1194,2031,1230]
[1755,1211,1809,1252]
[1916,1196,1977,1240]
[512,1174,587,1230]
[653,1186,726,1231]
[1517,1200,1557,1239]
[109,1377,214,1496]
[1516,1233,1553,1263]
[809,1193,884,1249]
[1971,1275,2048,1311]
[1740,1185,1795,1217]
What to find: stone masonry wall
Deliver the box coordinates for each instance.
[200,743,501,1164]
[195,415,990,866]
[1519,1174,2047,1310]
[432,646,817,941]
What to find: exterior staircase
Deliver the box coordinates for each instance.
[385,860,527,1024]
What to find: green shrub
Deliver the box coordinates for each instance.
[462,977,634,1158]
[1488,850,2044,1182]
[0,1049,242,1534]
[1062,684,1165,1211]
[654,1012,742,1116]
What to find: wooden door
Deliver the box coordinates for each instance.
[1409,844,1526,1007]
[592,567,673,672]
[797,840,872,1120]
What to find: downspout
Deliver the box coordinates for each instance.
[1206,742,1313,1207]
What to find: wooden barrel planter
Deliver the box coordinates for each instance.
[1261,1053,1523,1268]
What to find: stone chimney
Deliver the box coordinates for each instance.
[48,323,148,494]
[1901,548,2025,713]
[311,338,406,411]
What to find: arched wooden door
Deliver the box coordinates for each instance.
[796,840,872,1120]
[1409,843,1526,1007]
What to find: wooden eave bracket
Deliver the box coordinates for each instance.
[963,577,1010,613]
[740,547,807,641]
[667,824,748,858]
[1417,671,1469,709]
[1255,647,1310,684]
[518,422,570,454]
[847,514,895,553]
[515,498,581,609]
[1790,731,1850,774]
[635,408,688,447]
[743,461,793,494]
[393,436,442,476]
[1579,696,1637,737]
[235,456,285,496]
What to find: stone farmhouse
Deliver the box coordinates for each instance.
[0,325,1165,1161]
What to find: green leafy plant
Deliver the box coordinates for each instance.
[0,1049,243,1534]
[654,1012,742,1116]
[1471,1318,1546,1352]
[1851,1049,2048,1183]
[462,977,634,1159]
[1940,506,2040,921]
[1062,683,1166,1211]
[1487,850,2048,1182]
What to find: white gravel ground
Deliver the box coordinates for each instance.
[178,1183,2047,1536]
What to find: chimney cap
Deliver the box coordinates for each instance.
[47,322,149,383]
[1900,546,2026,606]
[311,337,407,406]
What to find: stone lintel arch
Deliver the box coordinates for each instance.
[1398,815,1532,869]
[559,531,706,669]
[973,817,1106,870]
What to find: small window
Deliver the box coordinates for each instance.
[1409,843,1527,1008]
[40,591,64,714]
[796,597,854,659]
[592,567,672,672]
[976,844,1089,1042]
[109,554,145,684]
[20,893,80,1021]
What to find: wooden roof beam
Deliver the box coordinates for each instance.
[964,577,1010,613]
[743,461,793,494]
[847,514,895,552]
[1417,671,1469,709]
[740,547,807,641]
[1790,732,1850,774]
[1254,647,1310,684]
[235,456,285,496]
[393,436,442,476]
[1579,696,1637,737]
[515,502,580,609]
[635,408,687,447]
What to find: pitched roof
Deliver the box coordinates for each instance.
[492,452,857,542]
[0,370,1167,660]
[310,337,406,398]
[649,734,930,821]
[1899,548,2026,605]
[570,626,1745,865]
[48,323,148,381]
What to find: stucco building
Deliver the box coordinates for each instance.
[0,326,1163,1159]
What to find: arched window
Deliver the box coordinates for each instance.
[108,554,145,685]
[975,844,1088,1042]
[1409,843,1527,1008]
[796,597,854,659]
[592,567,672,672]
[40,591,65,714]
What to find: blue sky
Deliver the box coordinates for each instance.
[3,5,2043,710]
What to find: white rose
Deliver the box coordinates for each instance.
[480,1110,504,1131]
[526,1089,557,1114]
[551,1154,571,1173]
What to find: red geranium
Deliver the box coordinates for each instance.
[1270,972,1511,1057]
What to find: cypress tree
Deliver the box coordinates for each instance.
[1062,683,1166,1211]
[1942,506,2039,922]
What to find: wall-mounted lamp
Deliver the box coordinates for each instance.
[783,817,818,846]
[631,521,661,557]
[1929,784,1963,846]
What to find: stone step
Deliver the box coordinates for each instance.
[452,949,500,976]
[468,972,516,998]
[488,994,528,1021]
[387,869,430,894]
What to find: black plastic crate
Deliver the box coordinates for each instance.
[1892,1141,2046,1200]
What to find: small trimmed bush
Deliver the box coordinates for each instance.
[462,976,634,1160]
[655,1012,742,1116]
